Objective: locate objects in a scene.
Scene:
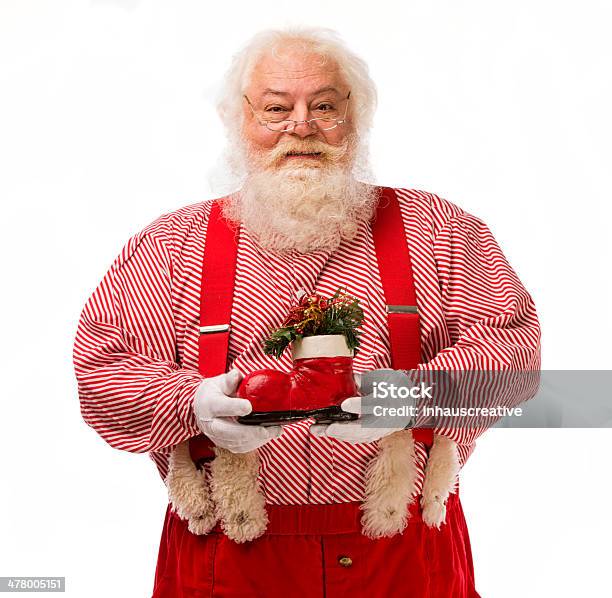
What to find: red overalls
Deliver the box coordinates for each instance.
[151,188,481,598]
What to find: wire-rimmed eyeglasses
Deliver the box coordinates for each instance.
[243,91,351,133]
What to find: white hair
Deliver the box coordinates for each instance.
[217,26,377,138]
[211,27,378,192]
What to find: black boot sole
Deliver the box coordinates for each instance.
[237,405,358,427]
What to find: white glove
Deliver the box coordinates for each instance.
[311,369,416,444]
[193,368,283,453]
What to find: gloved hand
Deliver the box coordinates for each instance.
[311,369,416,444]
[193,368,283,453]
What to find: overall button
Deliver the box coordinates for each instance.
[338,556,353,568]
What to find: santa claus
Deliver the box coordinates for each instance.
[73,26,540,597]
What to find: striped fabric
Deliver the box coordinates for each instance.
[73,187,541,505]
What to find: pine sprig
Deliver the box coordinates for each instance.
[263,287,364,359]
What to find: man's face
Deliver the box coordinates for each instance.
[241,47,353,170]
[222,43,377,254]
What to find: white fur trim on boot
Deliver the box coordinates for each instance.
[360,429,418,538]
[420,434,460,529]
[165,440,218,535]
[209,447,268,543]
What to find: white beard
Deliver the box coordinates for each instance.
[220,136,380,254]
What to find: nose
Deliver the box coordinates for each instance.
[289,120,317,139]
[286,102,317,139]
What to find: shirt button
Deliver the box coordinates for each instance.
[338,556,353,568]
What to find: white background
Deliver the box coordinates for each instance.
[1,1,611,596]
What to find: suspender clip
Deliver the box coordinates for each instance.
[386,305,418,314]
[199,324,231,334]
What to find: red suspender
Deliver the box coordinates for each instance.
[190,187,431,462]
[371,187,422,370]
[198,199,240,377]
[372,188,433,447]
[190,199,239,462]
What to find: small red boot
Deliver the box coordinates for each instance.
[237,334,359,425]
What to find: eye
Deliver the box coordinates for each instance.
[265,105,289,113]
[315,103,335,111]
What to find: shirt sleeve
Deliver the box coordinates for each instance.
[73,227,203,454]
[415,211,542,468]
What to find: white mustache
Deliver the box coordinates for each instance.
[253,138,351,169]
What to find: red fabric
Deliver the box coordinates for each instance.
[152,189,480,596]
[373,186,429,443]
[372,187,421,369]
[152,492,480,598]
[198,198,239,377]
[190,198,238,463]
[412,428,435,446]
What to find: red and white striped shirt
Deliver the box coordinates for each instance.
[73,187,541,504]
